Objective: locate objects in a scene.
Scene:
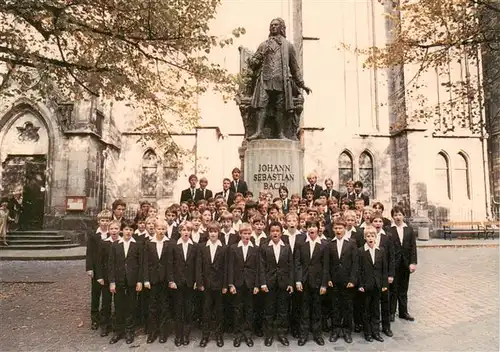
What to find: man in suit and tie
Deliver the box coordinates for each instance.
[195,177,213,201]
[108,220,143,345]
[353,181,370,206]
[321,178,341,201]
[278,186,290,214]
[389,206,417,322]
[230,168,248,195]
[180,174,198,203]
[215,178,236,207]
[326,218,358,344]
[301,172,323,200]
[294,220,328,346]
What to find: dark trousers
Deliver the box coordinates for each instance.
[148,282,169,336]
[289,291,301,334]
[136,289,149,329]
[99,282,112,330]
[233,285,254,339]
[202,289,224,338]
[353,289,364,328]
[300,286,322,339]
[362,289,381,336]
[115,284,137,335]
[192,289,202,326]
[253,291,265,334]
[391,260,411,316]
[331,285,354,332]
[174,285,194,338]
[90,277,103,324]
[223,294,234,333]
[380,289,391,330]
[322,287,333,329]
[263,287,289,338]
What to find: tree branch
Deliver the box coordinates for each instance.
[0,61,15,91]
[470,0,500,13]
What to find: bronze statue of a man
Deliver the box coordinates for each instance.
[247,18,311,140]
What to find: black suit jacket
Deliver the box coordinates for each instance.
[108,240,143,285]
[215,190,236,207]
[219,230,240,247]
[143,239,170,284]
[301,184,323,200]
[227,243,259,289]
[321,188,341,201]
[358,247,388,291]
[389,225,417,267]
[95,238,117,281]
[194,188,213,202]
[86,233,105,272]
[326,238,359,285]
[230,180,248,195]
[167,241,198,287]
[342,192,369,206]
[165,224,180,242]
[196,243,227,290]
[281,231,307,255]
[295,239,329,289]
[359,231,395,277]
[259,242,294,289]
[180,187,197,203]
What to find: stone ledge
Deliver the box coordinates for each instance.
[0,246,86,261]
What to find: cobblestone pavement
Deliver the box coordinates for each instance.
[0,247,498,352]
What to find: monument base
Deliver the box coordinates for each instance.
[242,139,304,197]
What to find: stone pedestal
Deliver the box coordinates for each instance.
[242,139,304,197]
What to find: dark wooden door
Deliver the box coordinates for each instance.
[1,155,46,230]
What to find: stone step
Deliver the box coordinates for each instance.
[6,234,66,240]
[0,243,81,250]
[7,231,60,236]
[6,239,73,245]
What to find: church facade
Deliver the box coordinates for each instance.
[0,0,497,234]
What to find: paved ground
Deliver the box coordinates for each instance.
[0,247,498,351]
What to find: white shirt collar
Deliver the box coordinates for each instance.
[268,239,285,246]
[221,228,236,235]
[96,229,108,235]
[105,236,119,242]
[151,236,168,243]
[118,237,136,244]
[305,236,321,244]
[364,243,379,251]
[253,232,267,240]
[378,228,386,235]
[284,229,301,236]
[332,235,346,242]
[206,239,222,247]
[237,240,254,247]
[392,222,408,228]
[177,238,194,245]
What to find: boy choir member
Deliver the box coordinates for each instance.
[86,209,112,330]
[326,219,359,344]
[294,220,328,346]
[197,221,228,347]
[215,178,236,207]
[167,221,198,346]
[227,223,260,348]
[389,206,417,321]
[278,185,290,213]
[109,220,143,345]
[219,211,239,246]
[190,211,208,244]
[95,216,119,337]
[371,212,395,337]
[322,178,341,201]
[165,207,179,241]
[259,222,294,346]
[282,212,306,338]
[111,199,127,228]
[357,225,388,342]
[143,219,170,344]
